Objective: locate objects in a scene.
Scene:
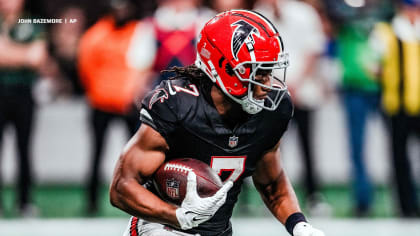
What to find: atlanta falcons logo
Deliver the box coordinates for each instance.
[148,88,169,109]
[231,20,260,60]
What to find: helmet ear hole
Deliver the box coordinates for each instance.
[225,63,234,76]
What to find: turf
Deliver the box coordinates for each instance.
[0,183,410,218]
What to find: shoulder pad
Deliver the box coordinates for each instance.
[142,78,201,122]
[276,92,294,118]
[264,91,293,122]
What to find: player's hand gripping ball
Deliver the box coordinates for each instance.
[153,158,223,205]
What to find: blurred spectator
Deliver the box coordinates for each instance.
[78,0,155,215]
[254,0,330,216]
[371,0,420,217]
[49,5,87,96]
[303,0,341,93]
[149,0,213,87]
[336,16,381,217]
[0,0,48,217]
[211,0,251,12]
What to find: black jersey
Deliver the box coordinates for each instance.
[140,77,293,236]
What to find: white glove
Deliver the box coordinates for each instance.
[175,171,233,230]
[293,222,325,236]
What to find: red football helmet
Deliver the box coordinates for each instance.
[195,10,289,114]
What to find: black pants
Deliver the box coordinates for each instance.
[87,107,140,212]
[293,107,318,197]
[387,113,420,217]
[0,94,35,209]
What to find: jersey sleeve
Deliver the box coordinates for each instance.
[140,81,179,140]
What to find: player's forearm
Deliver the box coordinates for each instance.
[256,171,301,224]
[0,40,46,68]
[110,178,180,227]
[0,47,31,67]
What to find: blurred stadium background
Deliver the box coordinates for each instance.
[0,0,419,235]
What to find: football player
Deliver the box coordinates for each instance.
[110,10,325,236]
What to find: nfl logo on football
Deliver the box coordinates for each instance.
[166,178,180,199]
[228,135,238,148]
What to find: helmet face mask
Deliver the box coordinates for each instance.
[234,53,289,112]
[195,10,289,114]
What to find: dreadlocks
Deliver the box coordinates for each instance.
[161,65,213,92]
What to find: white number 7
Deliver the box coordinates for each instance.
[210,156,246,182]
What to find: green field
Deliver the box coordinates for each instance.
[0,183,405,219]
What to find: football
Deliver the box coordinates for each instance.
[153,158,223,205]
